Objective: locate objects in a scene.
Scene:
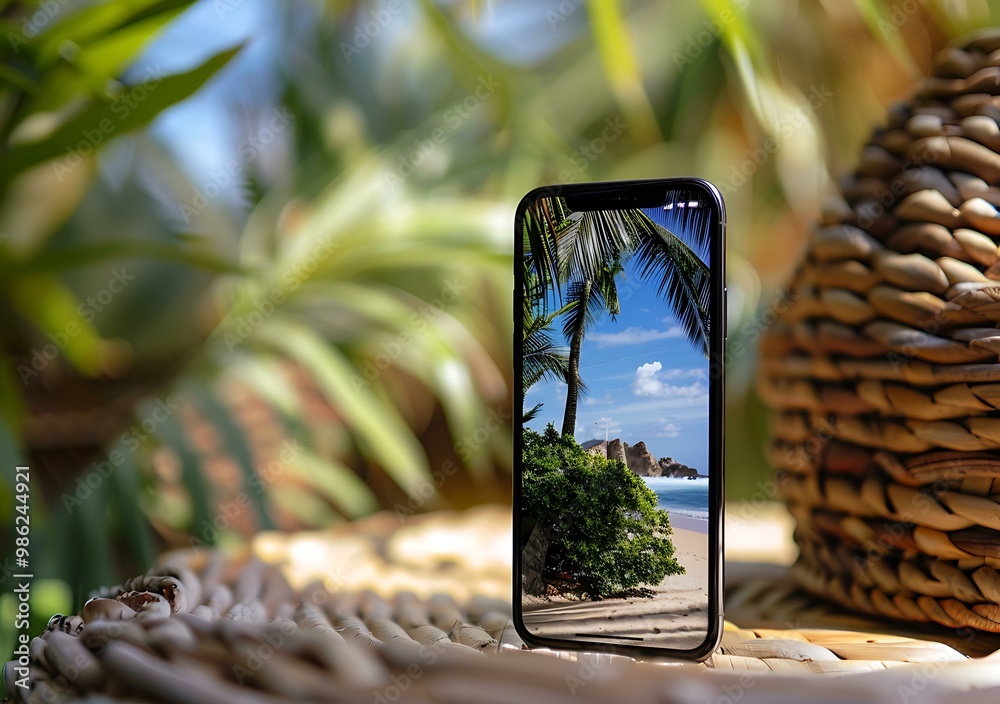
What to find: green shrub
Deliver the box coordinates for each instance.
[521,425,683,599]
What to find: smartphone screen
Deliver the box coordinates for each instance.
[514,179,724,659]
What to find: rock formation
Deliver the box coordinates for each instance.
[582,437,703,478]
[584,440,607,458]
[658,457,701,478]
[607,438,627,467]
[624,441,660,476]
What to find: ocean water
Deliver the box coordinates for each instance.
[642,477,709,521]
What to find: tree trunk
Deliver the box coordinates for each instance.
[561,278,590,438]
[521,522,551,596]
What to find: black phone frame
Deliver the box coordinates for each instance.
[512,177,726,662]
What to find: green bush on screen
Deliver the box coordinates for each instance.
[521,425,683,600]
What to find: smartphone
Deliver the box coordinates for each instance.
[513,178,725,660]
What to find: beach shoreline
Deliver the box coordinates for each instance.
[521,525,709,649]
[671,514,708,534]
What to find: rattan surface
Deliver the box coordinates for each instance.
[5,506,1000,704]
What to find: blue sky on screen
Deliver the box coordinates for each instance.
[525,202,711,471]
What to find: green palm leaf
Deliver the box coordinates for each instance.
[558,263,622,343]
[630,208,711,356]
[555,210,633,287]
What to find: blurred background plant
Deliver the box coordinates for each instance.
[1,0,998,657]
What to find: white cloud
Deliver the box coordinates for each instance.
[655,422,681,438]
[632,362,706,398]
[653,366,705,380]
[588,326,684,348]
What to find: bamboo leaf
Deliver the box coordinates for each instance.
[152,407,215,545]
[584,0,660,145]
[288,450,378,520]
[9,239,244,274]
[107,441,157,570]
[255,319,431,498]
[270,483,335,528]
[21,1,196,116]
[73,5,191,81]
[849,0,920,76]
[222,356,303,423]
[0,416,23,526]
[184,383,275,531]
[0,360,25,433]
[68,475,115,596]
[1,45,241,184]
[31,0,195,67]
[7,274,105,375]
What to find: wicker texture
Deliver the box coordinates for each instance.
[760,29,1000,633]
[5,507,1000,704]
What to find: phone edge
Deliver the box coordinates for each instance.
[511,177,726,662]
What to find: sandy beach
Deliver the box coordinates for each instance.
[522,516,710,650]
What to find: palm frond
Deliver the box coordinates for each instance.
[556,210,633,285]
[522,260,574,395]
[522,403,544,423]
[523,330,569,390]
[522,199,567,305]
[648,192,714,255]
[631,211,711,356]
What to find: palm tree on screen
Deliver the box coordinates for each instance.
[522,266,573,423]
[559,260,622,437]
[522,196,712,439]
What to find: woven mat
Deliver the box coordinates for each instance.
[6,506,1000,703]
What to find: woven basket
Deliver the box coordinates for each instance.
[759,29,1000,633]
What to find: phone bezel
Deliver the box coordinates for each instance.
[512,177,726,662]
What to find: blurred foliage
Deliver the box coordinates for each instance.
[0,0,999,621]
